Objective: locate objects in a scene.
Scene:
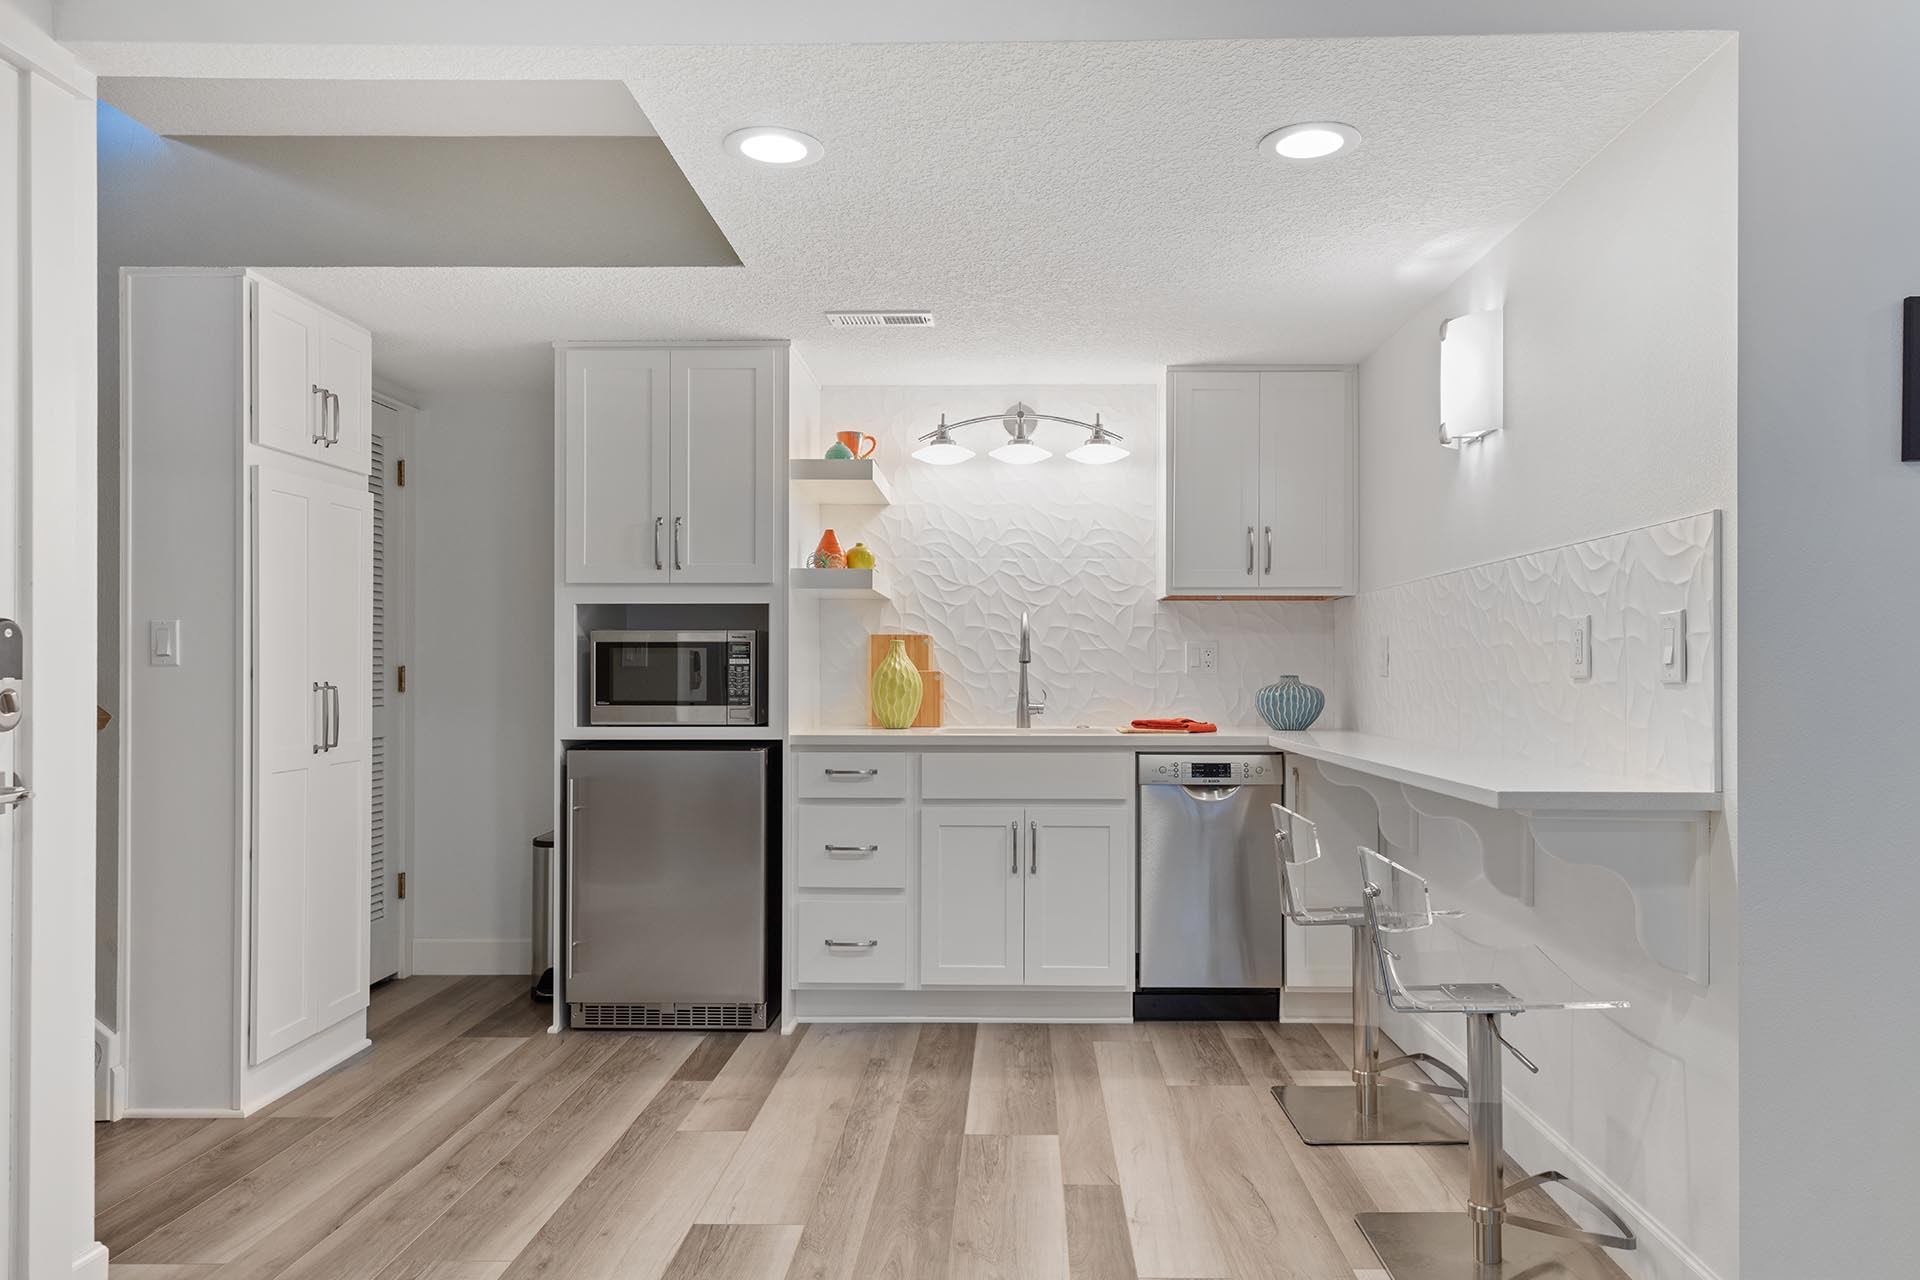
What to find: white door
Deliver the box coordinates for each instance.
[368,401,412,983]
[317,315,373,476]
[310,482,373,1031]
[920,806,1024,986]
[251,279,325,463]
[1168,371,1264,592]
[250,466,320,1062]
[1259,371,1354,594]
[563,347,670,583]
[668,347,776,584]
[1023,807,1131,987]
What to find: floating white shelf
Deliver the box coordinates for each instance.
[790,567,890,600]
[1272,730,1721,983]
[789,458,895,505]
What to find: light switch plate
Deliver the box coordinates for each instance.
[1570,614,1591,681]
[1185,642,1218,674]
[1659,609,1687,684]
[149,619,181,667]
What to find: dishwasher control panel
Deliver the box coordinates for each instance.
[1137,754,1280,785]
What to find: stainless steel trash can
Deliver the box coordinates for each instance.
[532,830,555,1000]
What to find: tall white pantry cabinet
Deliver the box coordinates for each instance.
[121,270,375,1114]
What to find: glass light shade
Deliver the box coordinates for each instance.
[989,440,1051,465]
[1439,309,1504,447]
[1067,439,1128,465]
[913,439,974,465]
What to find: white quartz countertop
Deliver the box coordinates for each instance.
[790,725,1278,749]
[1266,729,1723,813]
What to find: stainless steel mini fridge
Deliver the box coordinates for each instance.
[564,746,774,1030]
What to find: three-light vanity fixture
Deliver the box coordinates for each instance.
[913,402,1128,466]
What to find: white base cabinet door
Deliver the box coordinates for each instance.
[920,806,1024,986]
[1023,807,1131,987]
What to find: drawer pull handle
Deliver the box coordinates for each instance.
[823,768,879,778]
[824,938,880,950]
[824,843,880,856]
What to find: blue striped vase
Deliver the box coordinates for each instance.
[1256,675,1324,731]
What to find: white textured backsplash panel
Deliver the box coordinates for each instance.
[1334,511,1719,788]
[811,385,1334,728]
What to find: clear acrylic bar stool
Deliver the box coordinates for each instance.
[1269,804,1466,1145]
[1354,846,1639,1279]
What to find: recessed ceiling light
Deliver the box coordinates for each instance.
[724,126,824,167]
[1259,122,1361,162]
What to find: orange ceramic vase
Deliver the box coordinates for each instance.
[813,528,845,569]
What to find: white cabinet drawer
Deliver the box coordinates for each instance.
[920,751,1129,802]
[796,803,909,889]
[796,752,909,799]
[795,899,909,985]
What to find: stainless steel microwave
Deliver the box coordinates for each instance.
[588,630,764,726]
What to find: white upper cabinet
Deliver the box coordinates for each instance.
[1165,367,1355,597]
[251,278,373,476]
[561,344,779,585]
[564,347,671,583]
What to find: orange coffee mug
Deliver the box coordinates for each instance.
[835,430,878,459]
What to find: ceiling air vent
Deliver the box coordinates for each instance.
[826,309,935,329]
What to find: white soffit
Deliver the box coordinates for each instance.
[181,33,1725,390]
[97,76,655,136]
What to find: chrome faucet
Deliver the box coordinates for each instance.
[1016,610,1047,728]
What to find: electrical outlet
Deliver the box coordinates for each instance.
[1184,642,1218,673]
[1659,609,1688,684]
[1570,614,1592,681]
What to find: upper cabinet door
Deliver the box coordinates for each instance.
[316,315,373,477]
[920,806,1025,986]
[668,347,776,584]
[252,280,325,463]
[564,347,672,583]
[1167,371,1264,592]
[1259,370,1354,595]
[1023,807,1131,988]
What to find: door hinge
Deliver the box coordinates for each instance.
[397,871,407,900]
[396,664,407,694]
[396,458,407,487]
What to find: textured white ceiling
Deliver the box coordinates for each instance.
[241,33,1728,391]
[99,76,655,136]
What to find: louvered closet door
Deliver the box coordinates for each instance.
[368,411,403,982]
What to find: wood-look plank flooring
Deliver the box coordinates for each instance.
[100,977,1621,1280]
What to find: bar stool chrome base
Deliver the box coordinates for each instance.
[1356,1211,1627,1279]
[1272,1083,1463,1146]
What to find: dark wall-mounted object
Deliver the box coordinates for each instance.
[1905,297,1920,461]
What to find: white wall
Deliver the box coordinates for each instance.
[1345,47,1737,1280]
[809,385,1336,729]
[409,387,553,973]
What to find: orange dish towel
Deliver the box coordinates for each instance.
[1130,717,1219,733]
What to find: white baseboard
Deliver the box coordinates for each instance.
[413,937,532,975]
[118,1105,245,1118]
[72,1241,109,1279]
[1279,987,1352,1023]
[793,988,1133,1023]
[1389,1013,1723,1280]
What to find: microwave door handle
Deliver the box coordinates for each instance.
[687,649,703,696]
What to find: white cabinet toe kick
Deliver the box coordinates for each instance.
[789,750,1136,1022]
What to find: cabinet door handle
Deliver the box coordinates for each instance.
[1030,820,1038,875]
[1246,526,1255,575]
[824,938,879,950]
[653,516,664,571]
[1011,820,1019,874]
[824,843,880,857]
[311,384,328,444]
[565,777,579,979]
[1264,525,1273,575]
[328,683,341,750]
[823,767,878,778]
[327,391,342,446]
[312,681,325,753]
[672,516,684,571]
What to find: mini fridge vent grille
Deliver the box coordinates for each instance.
[572,1001,767,1030]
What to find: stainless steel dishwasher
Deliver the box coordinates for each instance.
[1136,752,1286,1020]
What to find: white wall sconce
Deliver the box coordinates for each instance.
[1439,308,1504,447]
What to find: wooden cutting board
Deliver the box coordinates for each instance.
[868,633,934,727]
[912,671,944,728]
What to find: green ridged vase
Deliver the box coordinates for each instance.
[870,638,925,729]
